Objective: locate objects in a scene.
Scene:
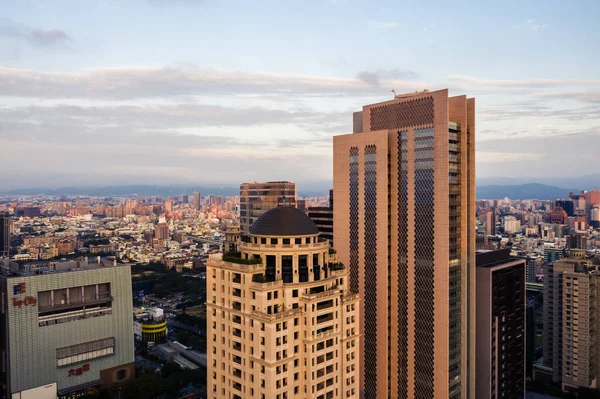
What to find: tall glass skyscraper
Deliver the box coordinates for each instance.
[333,89,476,398]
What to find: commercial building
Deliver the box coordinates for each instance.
[0,212,9,257]
[476,249,526,399]
[0,257,135,399]
[193,191,201,211]
[239,181,296,236]
[555,200,574,217]
[542,258,600,390]
[333,89,476,398]
[307,190,334,248]
[134,307,167,345]
[207,206,360,399]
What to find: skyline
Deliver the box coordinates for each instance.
[2,0,600,189]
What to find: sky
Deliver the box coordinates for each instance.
[1,0,599,190]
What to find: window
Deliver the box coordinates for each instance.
[56,337,115,367]
[283,238,290,245]
[261,238,267,244]
[295,238,302,244]
[293,290,298,298]
[271,238,278,245]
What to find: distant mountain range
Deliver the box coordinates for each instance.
[0,184,329,198]
[0,181,594,201]
[476,183,579,200]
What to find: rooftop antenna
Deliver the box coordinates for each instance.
[391,89,398,99]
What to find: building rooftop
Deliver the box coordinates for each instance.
[250,206,319,236]
[0,256,128,278]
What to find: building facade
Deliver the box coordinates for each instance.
[307,190,334,249]
[207,206,360,399]
[193,191,201,211]
[485,211,496,236]
[543,258,600,391]
[0,213,9,257]
[475,249,526,399]
[333,89,476,398]
[0,257,135,399]
[239,181,296,236]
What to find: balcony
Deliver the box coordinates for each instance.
[317,313,334,324]
[232,302,242,311]
[317,300,334,311]
[233,328,242,338]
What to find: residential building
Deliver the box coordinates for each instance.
[164,199,173,213]
[476,248,526,399]
[155,223,170,240]
[504,216,521,234]
[307,190,334,248]
[550,205,568,225]
[206,206,360,399]
[239,181,296,236]
[0,257,134,399]
[543,258,599,390]
[333,89,476,398]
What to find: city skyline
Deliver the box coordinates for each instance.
[2,0,600,189]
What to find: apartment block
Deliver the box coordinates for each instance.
[543,258,600,391]
[476,249,526,398]
[207,206,359,399]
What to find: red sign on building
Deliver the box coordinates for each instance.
[12,296,36,308]
[68,364,90,377]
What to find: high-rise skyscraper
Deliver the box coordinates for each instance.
[333,89,475,398]
[206,206,360,398]
[164,199,173,213]
[475,248,525,398]
[239,181,296,236]
[485,211,496,236]
[193,191,201,211]
[181,194,189,204]
[0,212,9,257]
[543,258,600,390]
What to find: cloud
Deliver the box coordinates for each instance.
[446,75,600,89]
[0,18,71,47]
[357,68,419,86]
[368,20,398,29]
[0,66,424,99]
[513,19,548,31]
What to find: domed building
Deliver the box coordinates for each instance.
[207,206,360,399]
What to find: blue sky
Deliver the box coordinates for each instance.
[1,0,599,189]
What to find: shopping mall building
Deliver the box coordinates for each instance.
[0,257,135,399]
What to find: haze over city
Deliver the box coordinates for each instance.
[2,0,600,190]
